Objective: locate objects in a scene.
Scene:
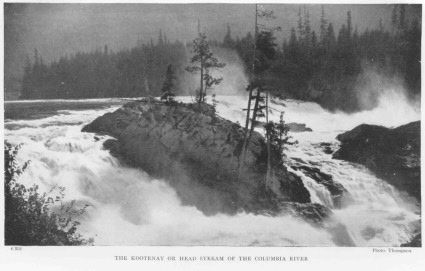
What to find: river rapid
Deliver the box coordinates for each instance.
[4,92,421,246]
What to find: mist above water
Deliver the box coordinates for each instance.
[181,46,249,97]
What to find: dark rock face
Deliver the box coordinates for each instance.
[83,100,316,216]
[401,233,421,247]
[291,165,348,208]
[286,122,313,133]
[319,142,335,154]
[277,202,332,224]
[333,121,420,201]
[255,121,312,133]
[288,154,348,208]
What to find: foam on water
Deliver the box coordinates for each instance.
[4,94,420,246]
[202,94,420,246]
[5,103,332,246]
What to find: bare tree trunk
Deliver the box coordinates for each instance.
[243,89,261,164]
[203,84,207,102]
[266,91,271,187]
[199,60,204,108]
[238,89,252,172]
[203,70,208,102]
[253,4,257,75]
[145,78,151,107]
[198,20,203,108]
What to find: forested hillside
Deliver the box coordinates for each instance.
[223,6,421,111]
[21,33,187,99]
[20,6,420,112]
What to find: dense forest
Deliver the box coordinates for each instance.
[20,5,420,112]
[21,32,187,99]
[223,5,421,111]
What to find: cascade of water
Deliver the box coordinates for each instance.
[209,95,420,246]
[4,95,420,246]
[4,104,332,246]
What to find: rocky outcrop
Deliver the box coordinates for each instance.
[255,121,312,133]
[291,165,348,208]
[286,122,313,133]
[401,233,421,247]
[333,121,420,200]
[318,142,334,154]
[288,156,348,208]
[83,100,320,217]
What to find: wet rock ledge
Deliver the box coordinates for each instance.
[333,121,420,201]
[82,100,326,219]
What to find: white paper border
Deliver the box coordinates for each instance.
[1,0,424,270]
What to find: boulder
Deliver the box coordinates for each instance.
[333,121,420,200]
[319,142,334,154]
[290,164,348,208]
[286,122,313,133]
[254,121,312,133]
[83,100,316,216]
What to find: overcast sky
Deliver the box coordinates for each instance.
[4,3,421,90]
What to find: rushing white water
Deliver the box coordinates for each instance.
[4,93,420,246]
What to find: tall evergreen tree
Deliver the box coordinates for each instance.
[391,5,398,34]
[347,11,353,41]
[158,29,164,46]
[297,7,304,38]
[399,5,406,31]
[160,64,177,102]
[239,4,281,185]
[320,5,328,44]
[289,27,297,47]
[223,24,235,48]
[185,32,226,107]
[303,7,312,47]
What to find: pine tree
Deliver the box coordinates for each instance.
[256,30,277,72]
[289,27,298,50]
[160,64,177,102]
[158,29,164,46]
[202,70,223,102]
[239,5,259,174]
[327,23,336,46]
[34,48,39,66]
[391,5,398,34]
[338,24,348,45]
[21,56,33,99]
[320,5,328,44]
[185,32,226,108]
[347,11,353,41]
[297,7,304,38]
[304,7,312,48]
[264,112,291,161]
[311,31,318,48]
[239,4,280,186]
[223,24,235,48]
[379,18,384,33]
[399,5,406,31]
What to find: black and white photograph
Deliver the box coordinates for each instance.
[1,0,423,268]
